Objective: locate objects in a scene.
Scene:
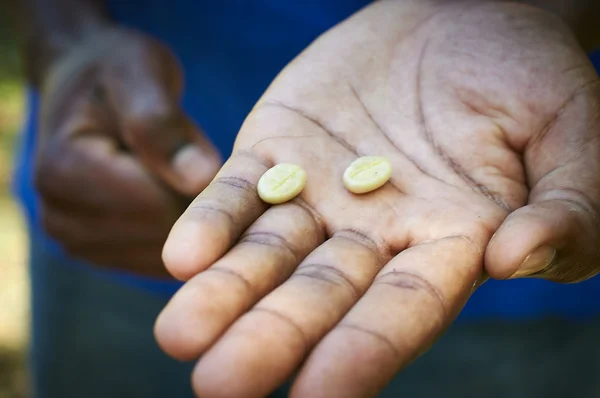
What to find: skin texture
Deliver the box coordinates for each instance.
[155,1,600,396]
[35,28,221,277]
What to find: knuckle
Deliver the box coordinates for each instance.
[250,307,309,349]
[204,266,257,298]
[187,202,235,225]
[337,323,400,358]
[334,229,388,265]
[210,176,256,196]
[183,175,264,224]
[292,263,360,299]
[239,231,297,261]
[374,270,448,321]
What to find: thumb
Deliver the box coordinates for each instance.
[102,35,221,196]
[485,83,600,283]
[121,101,221,196]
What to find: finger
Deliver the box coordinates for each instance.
[35,135,183,218]
[291,236,481,398]
[162,152,270,280]
[486,83,600,282]
[121,108,221,197]
[155,201,324,361]
[189,231,386,398]
[40,202,173,251]
[102,37,221,195]
[80,245,170,278]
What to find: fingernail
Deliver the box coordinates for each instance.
[173,146,220,193]
[510,246,556,279]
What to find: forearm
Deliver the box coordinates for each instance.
[7,0,112,87]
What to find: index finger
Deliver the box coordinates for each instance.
[162,152,270,280]
[291,236,482,398]
[35,135,182,217]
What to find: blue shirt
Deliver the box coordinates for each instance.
[13,0,600,320]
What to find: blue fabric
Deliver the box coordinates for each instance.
[12,1,600,319]
[26,223,600,398]
[26,227,196,398]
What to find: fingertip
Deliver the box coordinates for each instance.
[191,351,252,398]
[192,363,238,398]
[153,304,202,362]
[162,217,224,281]
[173,144,222,196]
[164,156,268,281]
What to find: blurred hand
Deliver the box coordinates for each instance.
[156,0,600,396]
[35,28,221,277]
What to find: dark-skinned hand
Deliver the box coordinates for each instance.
[156,1,600,395]
[35,28,221,277]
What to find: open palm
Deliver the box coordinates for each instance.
[156,2,600,397]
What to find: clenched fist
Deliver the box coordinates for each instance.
[35,28,221,277]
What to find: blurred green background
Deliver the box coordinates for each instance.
[0,16,30,398]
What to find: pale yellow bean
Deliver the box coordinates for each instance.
[343,156,392,194]
[257,163,307,204]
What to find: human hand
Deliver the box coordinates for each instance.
[156,0,600,395]
[35,28,221,277]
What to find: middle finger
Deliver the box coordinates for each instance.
[190,230,392,398]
